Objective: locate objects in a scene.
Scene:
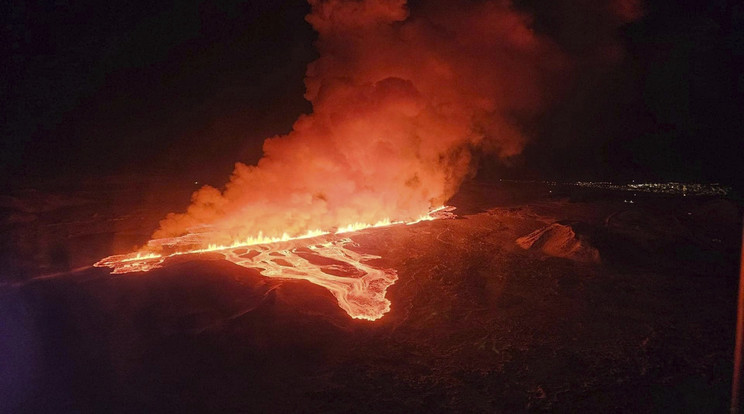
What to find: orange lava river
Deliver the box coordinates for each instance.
[95,206,455,320]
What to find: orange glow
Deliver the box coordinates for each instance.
[92,0,642,321]
[95,206,454,320]
[108,0,566,321]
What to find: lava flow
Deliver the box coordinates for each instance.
[94,0,599,321]
[95,206,455,320]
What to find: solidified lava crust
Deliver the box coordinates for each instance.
[0,180,740,412]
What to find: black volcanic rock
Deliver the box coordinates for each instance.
[516,222,601,263]
[0,181,740,412]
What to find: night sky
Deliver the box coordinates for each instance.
[2,0,743,188]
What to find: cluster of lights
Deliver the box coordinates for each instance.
[574,181,729,196]
[500,179,729,197]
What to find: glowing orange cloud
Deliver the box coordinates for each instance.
[98,0,642,320]
[151,0,567,246]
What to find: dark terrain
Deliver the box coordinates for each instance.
[0,179,741,413]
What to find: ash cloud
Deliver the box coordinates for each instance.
[153,0,639,244]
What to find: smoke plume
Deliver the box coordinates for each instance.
[152,0,639,245]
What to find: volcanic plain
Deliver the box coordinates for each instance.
[1,179,740,412]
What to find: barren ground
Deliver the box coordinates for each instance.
[0,179,741,412]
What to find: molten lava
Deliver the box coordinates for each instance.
[95,206,454,320]
[97,0,559,321]
[94,0,640,322]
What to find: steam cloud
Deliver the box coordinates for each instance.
[152,0,640,245]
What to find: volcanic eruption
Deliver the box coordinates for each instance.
[96,0,640,319]
[8,0,744,411]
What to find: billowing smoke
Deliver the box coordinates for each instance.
[152,0,639,246]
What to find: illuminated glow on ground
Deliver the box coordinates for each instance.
[95,206,455,320]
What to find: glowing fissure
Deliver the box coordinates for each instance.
[95,0,640,321]
[95,206,454,320]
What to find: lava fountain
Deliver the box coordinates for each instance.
[95,0,639,319]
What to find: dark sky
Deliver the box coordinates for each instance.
[511,0,744,185]
[2,0,742,187]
